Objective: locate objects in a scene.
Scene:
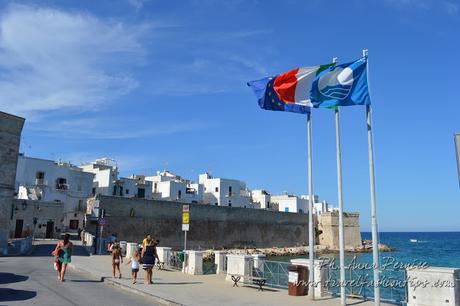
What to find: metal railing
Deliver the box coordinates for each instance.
[252,260,290,289]
[327,266,408,305]
[35,178,47,185]
[167,251,183,270]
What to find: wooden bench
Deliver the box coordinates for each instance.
[230,274,267,291]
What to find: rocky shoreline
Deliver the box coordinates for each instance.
[202,241,394,261]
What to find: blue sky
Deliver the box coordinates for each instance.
[1,0,459,231]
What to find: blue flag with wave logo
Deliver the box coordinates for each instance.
[310,57,371,108]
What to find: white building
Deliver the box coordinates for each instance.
[271,194,308,214]
[199,173,251,207]
[81,158,153,199]
[145,170,203,204]
[314,200,331,215]
[15,155,94,230]
[251,189,272,209]
[120,175,153,199]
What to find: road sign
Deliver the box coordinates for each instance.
[182,212,189,224]
[182,205,190,232]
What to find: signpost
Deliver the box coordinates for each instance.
[182,205,189,251]
[98,208,106,255]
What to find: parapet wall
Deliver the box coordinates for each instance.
[318,211,362,250]
[95,195,309,250]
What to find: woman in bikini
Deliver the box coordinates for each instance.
[111,242,123,278]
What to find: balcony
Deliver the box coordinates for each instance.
[35,178,47,186]
[55,183,69,191]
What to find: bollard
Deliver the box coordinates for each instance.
[226,254,254,283]
[183,251,203,275]
[214,251,227,274]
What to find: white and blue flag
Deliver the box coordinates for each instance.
[310,57,371,108]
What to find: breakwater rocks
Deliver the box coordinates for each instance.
[202,241,394,261]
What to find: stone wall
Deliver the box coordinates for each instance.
[0,112,25,255]
[91,195,309,250]
[11,199,64,239]
[317,211,362,250]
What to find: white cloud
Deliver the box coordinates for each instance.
[385,0,459,14]
[128,0,150,11]
[29,116,210,139]
[0,4,146,118]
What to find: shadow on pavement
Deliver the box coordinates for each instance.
[154,281,203,285]
[69,279,103,283]
[0,273,28,284]
[0,288,36,302]
[18,243,90,257]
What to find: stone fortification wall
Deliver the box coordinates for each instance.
[94,195,309,250]
[0,112,25,254]
[318,211,362,251]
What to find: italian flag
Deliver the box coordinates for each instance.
[273,64,334,106]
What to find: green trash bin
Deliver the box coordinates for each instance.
[178,251,185,263]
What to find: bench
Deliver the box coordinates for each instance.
[230,274,267,291]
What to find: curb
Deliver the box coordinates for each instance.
[68,263,183,306]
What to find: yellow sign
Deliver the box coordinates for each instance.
[182,212,190,224]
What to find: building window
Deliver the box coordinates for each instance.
[112,186,117,195]
[69,220,79,230]
[228,203,232,207]
[56,178,68,190]
[299,209,304,213]
[78,200,83,211]
[267,201,270,208]
[178,190,182,199]
[35,171,45,185]
[215,187,219,192]
[154,183,158,192]
[119,187,123,196]
[215,203,218,206]
[228,186,232,197]
[92,187,96,196]
[137,188,145,198]
[126,189,129,195]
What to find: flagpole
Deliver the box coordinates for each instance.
[307,111,315,300]
[336,110,347,305]
[330,57,347,305]
[363,49,380,305]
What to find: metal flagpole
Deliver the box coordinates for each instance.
[336,110,347,305]
[363,49,380,305]
[331,56,347,305]
[307,111,315,300]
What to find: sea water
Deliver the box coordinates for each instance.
[269,232,460,303]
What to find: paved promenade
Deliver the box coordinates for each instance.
[69,254,388,306]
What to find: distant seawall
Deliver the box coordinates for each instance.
[92,196,309,250]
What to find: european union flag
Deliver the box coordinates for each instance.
[247,77,311,114]
[310,57,371,108]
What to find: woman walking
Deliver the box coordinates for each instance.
[111,241,123,278]
[141,237,159,284]
[53,234,73,282]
